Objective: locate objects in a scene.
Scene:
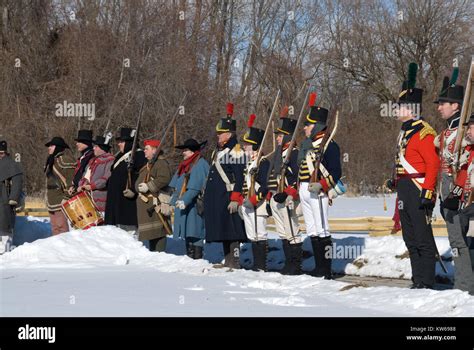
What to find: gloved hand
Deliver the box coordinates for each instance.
[285,195,295,210]
[272,192,288,203]
[419,189,435,211]
[160,202,172,216]
[138,183,149,194]
[384,179,396,191]
[67,186,75,196]
[8,200,18,206]
[248,167,258,176]
[443,186,463,211]
[308,182,323,194]
[227,201,239,214]
[460,149,470,167]
[175,200,186,210]
[123,189,135,198]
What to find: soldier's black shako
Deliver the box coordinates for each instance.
[434,67,464,104]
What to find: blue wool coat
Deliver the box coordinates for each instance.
[169,157,209,241]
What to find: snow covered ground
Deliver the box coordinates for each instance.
[1,222,472,317]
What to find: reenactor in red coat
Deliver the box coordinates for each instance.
[441,114,474,295]
[435,66,474,295]
[386,63,440,289]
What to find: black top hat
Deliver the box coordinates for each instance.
[275,106,297,135]
[304,92,328,133]
[434,68,464,104]
[74,129,93,143]
[116,127,136,142]
[398,62,423,105]
[216,102,237,133]
[175,138,207,152]
[0,140,7,152]
[45,137,70,149]
[93,135,112,151]
[242,114,265,149]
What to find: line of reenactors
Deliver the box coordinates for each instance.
[1,63,473,295]
[386,62,474,294]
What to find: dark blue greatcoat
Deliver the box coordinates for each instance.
[204,136,247,243]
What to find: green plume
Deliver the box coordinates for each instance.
[407,62,418,89]
[449,67,459,86]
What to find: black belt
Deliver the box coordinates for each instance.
[397,173,425,180]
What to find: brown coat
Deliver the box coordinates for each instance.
[135,157,172,241]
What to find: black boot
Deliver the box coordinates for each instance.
[310,236,333,279]
[251,241,268,271]
[194,245,203,260]
[213,241,231,268]
[186,241,195,259]
[280,240,302,275]
[225,241,241,269]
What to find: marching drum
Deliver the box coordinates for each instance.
[61,191,104,230]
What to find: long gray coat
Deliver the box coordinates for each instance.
[0,155,23,235]
[169,157,209,241]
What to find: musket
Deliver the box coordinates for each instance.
[145,92,188,233]
[451,57,474,181]
[247,89,281,199]
[277,86,312,193]
[126,95,145,190]
[310,109,339,184]
[151,91,188,164]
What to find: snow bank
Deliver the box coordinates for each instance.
[2,225,473,317]
[3,225,454,282]
[2,226,152,269]
[343,235,454,280]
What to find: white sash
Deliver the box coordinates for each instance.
[214,148,234,191]
[113,151,132,170]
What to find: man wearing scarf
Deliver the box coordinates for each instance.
[77,135,115,214]
[297,92,342,280]
[204,102,247,269]
[135,139,172,252]
[267,108,302,275]
[240,114,270,271]
[434,67,474,294]
[169,138,209,259]
[69,130,94,195]
[386,63,439,289]
[44,137,76,235]
[105,127,147,233]
[0,141,23,253]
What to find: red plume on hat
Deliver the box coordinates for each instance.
[247,114,256,128]
[280,105,289,118]
[226,102,234,117]
[309,92,317,107]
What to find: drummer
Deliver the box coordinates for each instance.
[44,137,76,235]
[77,135,115,215]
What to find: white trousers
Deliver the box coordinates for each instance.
[299,182,330,237]
[240,205,268,242]
[269,196,301,243]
